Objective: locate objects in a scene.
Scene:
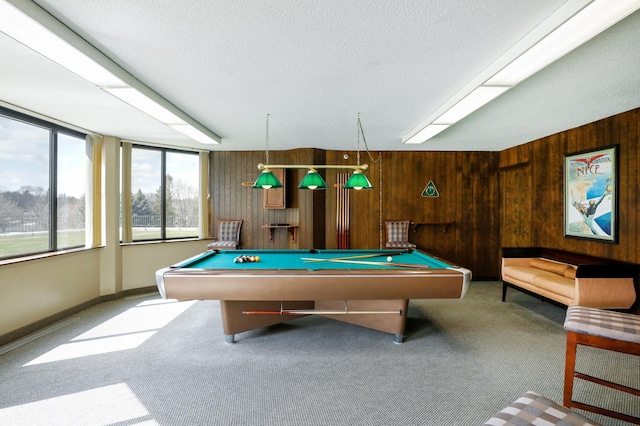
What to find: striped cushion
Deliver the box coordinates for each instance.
[386,241,416,248]
[219,221,241,241]
[386,221,409,241]
[564,305,640,343]
[385,221,415,248]
[207,221,241,250]
[207,241,238,249]
[483,391,602,426]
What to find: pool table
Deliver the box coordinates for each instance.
[156,249,471,343]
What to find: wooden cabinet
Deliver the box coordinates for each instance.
[263,169,286,209]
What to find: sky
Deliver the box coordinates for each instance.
[131,148,199,195]
[0,115,86,197]
[1,115,199,199]
[1,116,52,194]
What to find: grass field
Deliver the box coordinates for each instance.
[1,228,198,258]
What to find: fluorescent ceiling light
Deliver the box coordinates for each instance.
[0,0,124,86]
[433,86,511,125]
[487,0,640,85]
[404,124,450,144]
[404,0,640,145]
[104,87,184,124]
[170,124,220,145]
[0,0,221,146]
[403,86,508,144]
[104,87,222,144]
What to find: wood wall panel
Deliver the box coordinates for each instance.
[318,149,497,278]
[501,164,532,247]
[211,149,327,251]
[629,111,637,257]
[500,107,640,266]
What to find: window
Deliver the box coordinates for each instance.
[57,133,87,249]
[0,107,88,259]
[129,145,199,241]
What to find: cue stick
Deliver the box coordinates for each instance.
[338,175,344,248]
[242,309,402,316]
[300,258,431,268]
[345,175,350,249]
[336,175,343,248]
[301,251,405,262]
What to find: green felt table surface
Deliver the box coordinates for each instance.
[173,249,453,271]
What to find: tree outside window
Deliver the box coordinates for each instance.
[130,146,199,241]
[0,108,87,259]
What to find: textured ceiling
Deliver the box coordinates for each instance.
[1,0,639,152]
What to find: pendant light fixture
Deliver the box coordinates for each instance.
[343,113,373,190]
[253,113,372,190]
[298,168,328,190]
[252,114,283,189]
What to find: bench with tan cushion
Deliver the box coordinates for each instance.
[501,248,636,309]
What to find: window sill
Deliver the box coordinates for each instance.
[0,246,100,267]
[120,237,213,247]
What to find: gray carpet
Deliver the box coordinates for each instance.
[0,281,637,425]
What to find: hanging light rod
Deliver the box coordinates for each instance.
[257,163,369,171]
[254,163,371,190]
[253,113,374,190]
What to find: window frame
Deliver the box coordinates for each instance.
[0,105,88,259]
[124,143,201,243]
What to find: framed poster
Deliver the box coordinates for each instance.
[564,145,617,242]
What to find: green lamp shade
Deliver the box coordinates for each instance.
[298,169,327,190]
[252,170,283,189]
[344,170,373,190]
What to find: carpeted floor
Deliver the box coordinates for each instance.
[0,281,637,425]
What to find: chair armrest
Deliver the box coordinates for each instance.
[574,277,636,309]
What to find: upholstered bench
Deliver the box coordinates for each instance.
[563,305,640,424]
[483,391,601,425]
[501,247,637,308]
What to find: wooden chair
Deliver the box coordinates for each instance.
[563,305,640,424]
[384,220,416,249]
[207,220,243,250]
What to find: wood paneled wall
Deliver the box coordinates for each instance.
[210,149,326,250]
[500,107,639,265]
[211,149,500,279]
[320,151,500,278]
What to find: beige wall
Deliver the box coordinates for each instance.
[0,250,100,336]
[121,241,208,291]
[0,241,207,337]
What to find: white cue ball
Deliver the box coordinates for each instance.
[387,256,393,262]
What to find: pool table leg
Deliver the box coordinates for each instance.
[225,334,235,344]
[394,334,404,344]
